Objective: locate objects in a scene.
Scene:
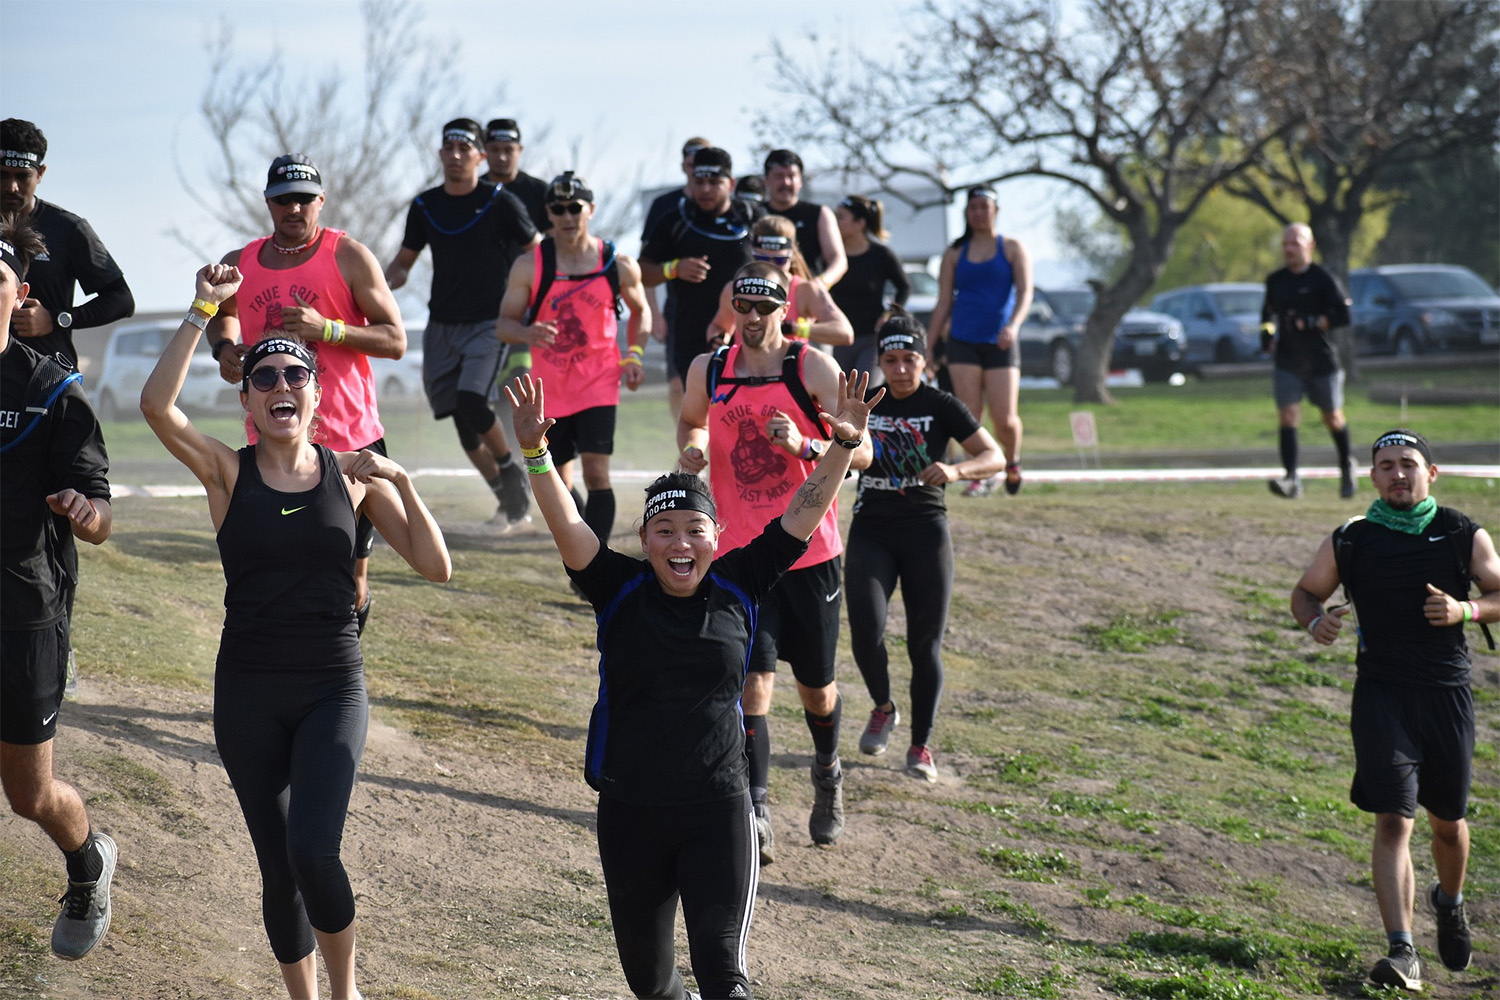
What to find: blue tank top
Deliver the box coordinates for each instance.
[950,236,1016,344]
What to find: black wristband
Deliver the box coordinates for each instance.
[831,428,861,449]
[210,339,231,360]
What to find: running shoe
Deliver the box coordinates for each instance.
[859,705,900,756]
[906,744,938,782]
[754,801,775,867]
[1368,942,1422,991]
[498,461,531,524]
[1268,475,1303,499]
[1429,880,1473,971]
[1003,462,1023,495]
[808,764,844,845]
[961,478,991,499]
[63,648,78,702]
[52,832,116,960]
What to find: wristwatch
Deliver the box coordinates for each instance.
[805,439,825,461]
[56,310,73,329]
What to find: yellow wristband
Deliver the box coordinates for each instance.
[1259,322,1275,336]
[521,440,549,460]
[795,317,813,339]
[191,297,218,317]
[322,319,347,344]
[628,343,645,356]
[663,259,679,281]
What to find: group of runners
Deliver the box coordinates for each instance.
[3,116,1497,999]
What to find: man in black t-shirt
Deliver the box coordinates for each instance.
[763,148,846,290]
[387,118,540,528]
[481,118,550,234]
[1,119,134,366]
[640,146,762,407]
[640,136,711,419]
[1291,429,1499,988]
[0,215,118,962]
[1261,223,1353,499]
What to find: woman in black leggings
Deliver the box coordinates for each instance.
[507,369,879,1000]
[846,313,1002,782]
[141,265,451,1000]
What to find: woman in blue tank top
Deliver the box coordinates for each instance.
[141,264,451,1000]
[926,186,1032,495]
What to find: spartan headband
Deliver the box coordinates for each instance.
[643,485,717,524]
[0,238,23,282]
[878,330,925,356]
[752,234,793,252]
[2,149,41,170]
[693,164,730,179]
[968,186,998,202]
[444,126,481,148]
[733,275,787,303]
[243,338,318,386]
[1372,430,1433,465]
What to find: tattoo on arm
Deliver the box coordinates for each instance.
[792,475,828,516]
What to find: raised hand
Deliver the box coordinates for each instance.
[816,369,885,444]
[195,263,243,306]
[503,373,556,451]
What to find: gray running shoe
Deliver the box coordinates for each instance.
[1429,880,1473,971]
[1368,942,1422,991]
[52,832,116,960]
[63,648,78,701]
[809,764,845,845]
[1268,475,1303,499]
[858,705,900,756]
[906,744,938,783]
[499,461,531,524]
[753,802,774,867]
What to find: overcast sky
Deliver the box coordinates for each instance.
[2,0,1073,313]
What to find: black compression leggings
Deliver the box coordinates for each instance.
[596,793,758,999]
[214,664,368,964]
[844,516,954,747]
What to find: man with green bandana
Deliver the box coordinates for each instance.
[1290,429,1500,989]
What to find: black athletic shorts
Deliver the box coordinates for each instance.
[1349,676,1474,822]
[1,619,69,745]
[353,437,388,560]
[945,338,1018,370]
[547,406,617,465]
[748,557,841,687]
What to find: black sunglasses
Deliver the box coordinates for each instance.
[547,202,585,216]
[751,251,792,266]
[247,364,314,392]
[732,297,784,316]
[271,193,318,206]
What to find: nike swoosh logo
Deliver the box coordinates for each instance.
[1429,535,1449,542]
[825,588,841,603]
[41,711,56,725]
[281,506,308,516]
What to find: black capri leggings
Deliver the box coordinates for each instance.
[214,663,368,964]
[845,515,954,747]
[596,792,758,999]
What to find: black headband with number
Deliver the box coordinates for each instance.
[1372,430,1432,465]
[644,485,717,524]
[732,275,787,303]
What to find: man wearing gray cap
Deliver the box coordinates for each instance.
[206,153,407,633]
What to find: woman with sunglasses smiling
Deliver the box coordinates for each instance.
[705,215,852,351]
[141,264,451,1000]
[506,362,880,1000]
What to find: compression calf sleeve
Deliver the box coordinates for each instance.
[1332,424,1352,467]
[584,489,616,542]
[1279,426,1299,477]
[806,694,843,766]
[744,715,770,802]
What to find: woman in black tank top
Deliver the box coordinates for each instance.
[141,265,451,1000]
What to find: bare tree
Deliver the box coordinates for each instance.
[173,0,491,267]
[768,0,1296,402]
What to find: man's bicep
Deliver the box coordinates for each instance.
[1470,528,1500,594]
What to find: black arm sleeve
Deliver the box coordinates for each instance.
[71,276,135,330]
[884,245,911,308]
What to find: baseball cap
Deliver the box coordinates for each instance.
[546,171,594,204]
[264,154,323,198]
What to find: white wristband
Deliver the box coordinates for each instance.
[1307,615,1323,636]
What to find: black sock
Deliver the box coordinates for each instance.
[1278,426,1299,478]
[496,451,515,468]
[486,472,506,500]
[64,831,103,883]
[744,715,770,804]
[1332,424,1352,471]
[583,489,616,541]
[806,694,842,767]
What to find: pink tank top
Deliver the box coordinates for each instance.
[708,343,842,570]
[527,241,622,418]
[235,230,384,451]
[785,276,802,326]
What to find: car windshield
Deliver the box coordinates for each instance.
[1046,290,1094,317]
[1385,269,1495,300]
[1211,290,1263,315]
[905,270,939,297]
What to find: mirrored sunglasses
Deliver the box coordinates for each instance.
[247,364,314,392]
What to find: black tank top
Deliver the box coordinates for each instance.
[216,445,361,670]
[768,200,827,276]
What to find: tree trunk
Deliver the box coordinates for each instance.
[1308,206,1361,382]
[1074,240,1170,403]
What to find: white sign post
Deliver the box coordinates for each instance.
[1070,410,1101,468]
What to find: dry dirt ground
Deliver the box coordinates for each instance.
[3,487,1496,999]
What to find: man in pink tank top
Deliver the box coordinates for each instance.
[206,154,407,634]
[496,172,650,547]
[679,262,873,864]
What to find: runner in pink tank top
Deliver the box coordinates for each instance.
[679,261,878,864]
[204,154,408,631]
[497,172,650,547]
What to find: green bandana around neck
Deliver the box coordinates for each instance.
[1365,495,1437,535]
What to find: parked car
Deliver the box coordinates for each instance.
[1019,287,1188,384]
[93,319,236,420]
[1149,283,1267,365]
[900,262,938,327]
[1348,264,1500,356]
[369,326,425,401]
